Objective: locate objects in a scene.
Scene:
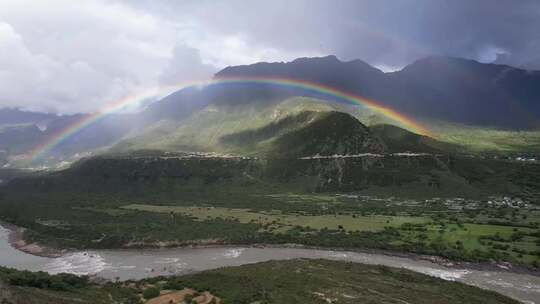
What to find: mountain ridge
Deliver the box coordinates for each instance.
[213,55,540,129]
[2,55,540,165]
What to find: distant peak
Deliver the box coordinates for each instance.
[408,56,470,66]
[214,55,382,79]
[290,55,374,67]
[291,55,340,63]
[405,55,521,70]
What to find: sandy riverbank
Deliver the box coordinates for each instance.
[3,222,63,258]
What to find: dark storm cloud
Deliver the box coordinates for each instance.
[1,0,539,113]
[139,0,540,70]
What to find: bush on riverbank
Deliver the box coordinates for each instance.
[0,267,88,291]
[0,266,141,304]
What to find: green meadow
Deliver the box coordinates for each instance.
[121,204,428,233]
[117,197,540,265]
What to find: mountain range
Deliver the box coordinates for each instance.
[211,55,540,128]
[1,55,540,166]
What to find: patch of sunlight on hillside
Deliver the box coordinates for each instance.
[112,97,340,153]
[429,121,540,153]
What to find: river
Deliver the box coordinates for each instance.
[0,226,538,303]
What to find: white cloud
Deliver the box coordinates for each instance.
[0,0,215,113]
[159,44,216,85]
[477,46,509,64]
[0,0,317,113]
[374,64,404,73]
[186,33,321,68]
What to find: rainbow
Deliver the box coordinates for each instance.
[28,76,430,161]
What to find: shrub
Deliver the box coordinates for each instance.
[143,287,160,299]
[163,280,183,290]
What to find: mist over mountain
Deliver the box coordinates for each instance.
[386,57,540,128]
[0,109,138,161]
[0,108,59,126]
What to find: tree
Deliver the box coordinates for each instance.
[143,287,160,299]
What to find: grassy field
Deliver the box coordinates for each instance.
[1,189,538,266]
[119,202,539,265]
[121,204,428,233]
[400,222,539,264]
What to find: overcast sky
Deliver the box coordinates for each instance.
[1,0,539,113]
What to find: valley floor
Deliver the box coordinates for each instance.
[0,154,539,272]
[3,192,539,268]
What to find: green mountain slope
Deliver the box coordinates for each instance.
[430,121,540,153]
[114,97,465,158]
[370,124,461,153]
[269,111,384,157]
[111,97,351,155]
[221,110,384,157]
[218,110,323,150]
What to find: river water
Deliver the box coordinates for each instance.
[0,226,538,303]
